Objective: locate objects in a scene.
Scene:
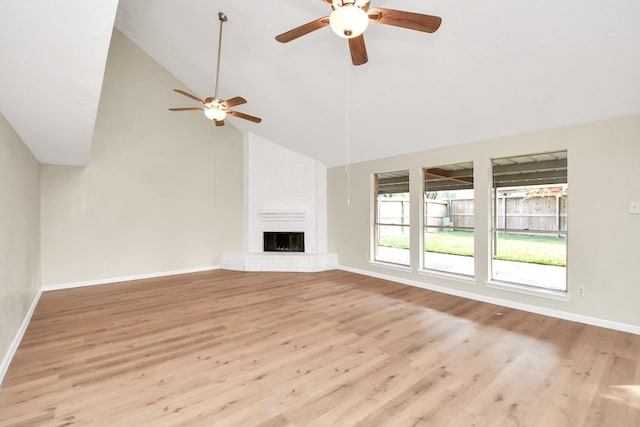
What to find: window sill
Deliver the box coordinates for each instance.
[485,280,571,302]
[369,260,412,273]
[418,269,476,286]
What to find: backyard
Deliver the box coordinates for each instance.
[380,230,566,266]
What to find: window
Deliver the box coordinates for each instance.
[491,151,567,291]
[423,163,474,276]
[374,170,410,266]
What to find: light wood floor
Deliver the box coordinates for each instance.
[1,270,638,426]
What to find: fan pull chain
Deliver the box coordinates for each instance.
[213,154,218,209]
[344,44,351,206]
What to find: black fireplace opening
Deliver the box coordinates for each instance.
[263,232,305,253]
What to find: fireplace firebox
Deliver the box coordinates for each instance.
[263,232,305,253]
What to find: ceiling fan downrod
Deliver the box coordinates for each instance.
[214,12,227,100]
[168,11,262,126]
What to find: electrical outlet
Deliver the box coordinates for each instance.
[577,287,585,297]
[630,200,640,214]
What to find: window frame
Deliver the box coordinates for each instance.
[421,163,475,277]
[489,151,568,294]
[372,170,411,267]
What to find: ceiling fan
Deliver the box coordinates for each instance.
[276,0,442,66]
[169,12,261,127]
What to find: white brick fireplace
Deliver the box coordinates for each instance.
[221,133,338,272]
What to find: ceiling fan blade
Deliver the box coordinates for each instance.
[215,119,225,126]
[173,89,205,103]
[275,17,330,43]
[368,8,442,33]
[227,110,262,123]
[220,96,247,108]
[348,35,368,66]
[168,107,205,111]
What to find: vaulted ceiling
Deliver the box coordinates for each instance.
[1,1,118,165]
[2,0,639,167]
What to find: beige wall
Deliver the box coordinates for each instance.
[0,113,40,365]
[40,30,244,285]
[328,114,640,327]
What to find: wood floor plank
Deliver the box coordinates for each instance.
[1,270,638,426]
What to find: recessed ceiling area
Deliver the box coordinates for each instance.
[2,0,640,167]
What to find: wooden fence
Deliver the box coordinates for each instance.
[425,195,568,232]
[379,195,568,234]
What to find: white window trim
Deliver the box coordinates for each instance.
[422,163,476,278]
[490,151,568,294]
[369,260,413,273]
[485,280,571,302]
[418,268,476,286]
[372,170,411,267]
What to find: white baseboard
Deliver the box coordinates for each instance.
[42,265,221,291]
[339,265,640,336]
[0,288,42,386]
[2,265,221,385]
[4,264,635,388]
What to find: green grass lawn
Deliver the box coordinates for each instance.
[379,230,566,266]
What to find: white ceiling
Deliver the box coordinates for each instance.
[0,0,118,166]
[3,0,640,167]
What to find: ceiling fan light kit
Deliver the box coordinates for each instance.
[329,3,369,38]
[276,0,442,66]
[169,12,262,126]
[204,106,226,121]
